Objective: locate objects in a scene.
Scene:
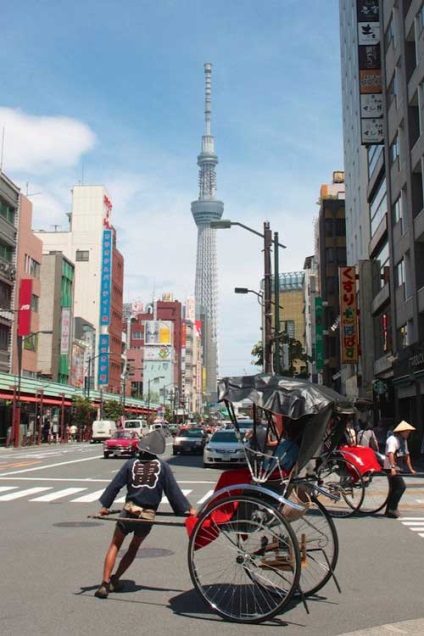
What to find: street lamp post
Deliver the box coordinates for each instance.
[211,219,286,375]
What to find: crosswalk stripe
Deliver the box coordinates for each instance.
[71,489,107,503]
[31,488,87,502]
[161,489,192,505]
[401,521,424,525]
[0,486,17,493]
[0,487,51,500]
[197,489,214,504]
[407,527,424,532]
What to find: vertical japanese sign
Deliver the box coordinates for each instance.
[339,266,358,364]
[356,0,383,144]
[98,334,110,386]
[100,229,112,326]
[17,278,32,336]
[60,307,71,354]
[315,297,324,372]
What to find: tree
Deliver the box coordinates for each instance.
[251,337,309,378]
[71,396,96,426]
[102,399,124,421]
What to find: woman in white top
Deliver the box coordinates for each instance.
[384,420,416,518]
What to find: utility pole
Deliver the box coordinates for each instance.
[263,221,273,374]
[273,231,281,374]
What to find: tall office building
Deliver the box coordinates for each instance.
[339,1,424,448]
[191,63,224,402]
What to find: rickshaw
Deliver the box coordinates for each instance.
[186,373,357,624]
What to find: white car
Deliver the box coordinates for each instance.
[203,429,247,468]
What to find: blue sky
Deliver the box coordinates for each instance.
[1,0,343,377]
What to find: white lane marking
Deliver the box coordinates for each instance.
[30,488,88,502]
[0,486,17,493]
[71,489,108,503]
[398,517,424,520]
[197,490,214,504]
[0,455,103,477]
[401,521,424,525]
[407,527,424,532]
[0,487,51,500]
[0,477,110,482]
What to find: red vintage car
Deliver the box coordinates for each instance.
[103,430,140,458]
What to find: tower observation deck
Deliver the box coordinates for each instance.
[191,63,224,401]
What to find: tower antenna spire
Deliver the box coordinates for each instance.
[191,63,224,402]
[204,62,212,137]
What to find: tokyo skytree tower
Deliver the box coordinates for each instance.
[191,63,224,400]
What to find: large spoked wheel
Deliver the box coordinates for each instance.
[289,494,339,597]
[188,494,301,624]
[316,457,365,517]
[360,470,390,514]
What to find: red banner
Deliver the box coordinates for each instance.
[339,267,358,364]
[17,278,32,337]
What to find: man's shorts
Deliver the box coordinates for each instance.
[116,509,153,538]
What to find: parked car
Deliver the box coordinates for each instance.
[103,430,140,458]
[203,429,247,468]
[173,427,207,455]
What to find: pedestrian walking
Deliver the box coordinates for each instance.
[384,420,416,518]
[94,430,196,599]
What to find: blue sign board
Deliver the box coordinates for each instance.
[98,334,110,386]
[100,229,112,325]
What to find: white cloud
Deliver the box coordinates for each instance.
[0,108,96,174]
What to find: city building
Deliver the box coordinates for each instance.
[35,185,124,393]
[339,1,424,450]
[315,173,346,391]
[37,251,74,384]
[191,63,224,403]
[0,172,19,373]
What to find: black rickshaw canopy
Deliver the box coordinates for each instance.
[217,374,356,473]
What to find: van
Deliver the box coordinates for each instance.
[123,419,149,437]
[91,420,117,443]
[149,421,170,437]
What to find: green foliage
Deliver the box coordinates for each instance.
[251,336,309,378]
[102,399,124,420]
[72,395,96,424]
[251,341,264,367]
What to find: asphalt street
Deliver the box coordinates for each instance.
[1,441,424,636]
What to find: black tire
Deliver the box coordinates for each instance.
[360,470,390,514]
[103,452,110,459]
[316,456,365,517]
[188,494,301,624]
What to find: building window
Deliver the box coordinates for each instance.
[384,14,395,50]
[31,294,39,312]
[395,259,405,287]
[285,320,295,339]
[0,241,13,262]
[25,255,40,278]
[370,178,387,236]
[0,200,16,224]
[132,332,142,339]
[392,195,403,229]
[390,134,400,164]
[387,69,398,107]
[76,250,89,262]
[0,325,8,350]
[397,323,409,348]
